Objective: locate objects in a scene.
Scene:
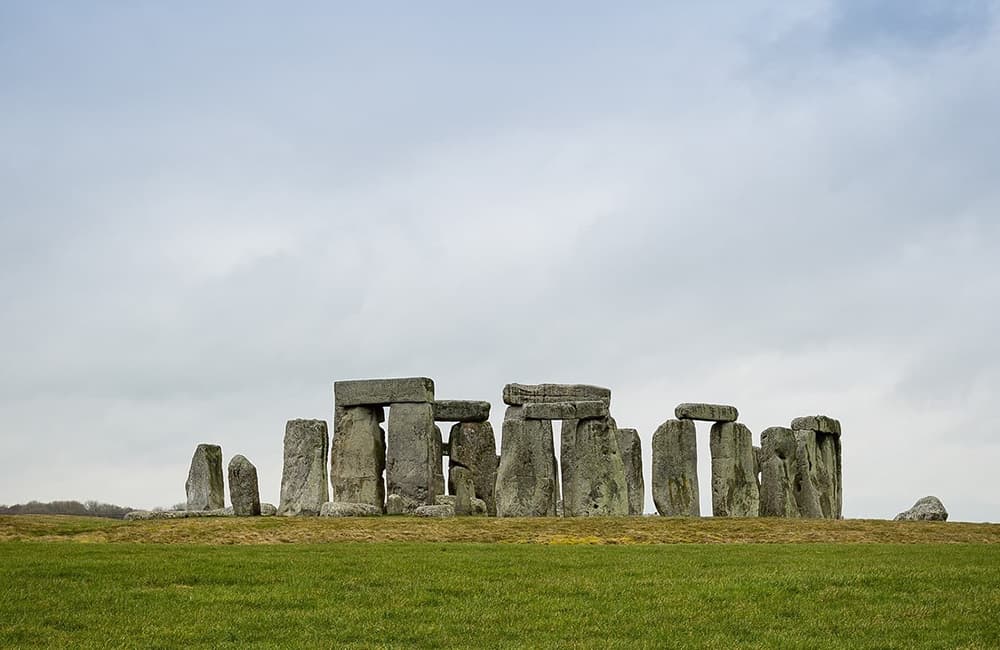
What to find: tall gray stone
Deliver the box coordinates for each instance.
[450,466,475,515]
[334,377,434,407]
[792,430,824,518]
[758,427,798,518]
[278,419,329,516]
[386,402,436,510]
[448,421,498,516]
[227,454,261,516]
[651,419,699,517]
[432,424,446,499]
[330,405,386,509]
[185,444,224,511]
[503,383,611,407]
[560,416,628,517]
[791,416,842,519]
[709,422,760,517]
[495,406,557,517]
[432,400,491,422]
[675,403,739,423]
[617,428,645,516]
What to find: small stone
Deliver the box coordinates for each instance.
[228,454,261,516]
[895,496,948,521]
[278,419,330,516]
[334,377,435,407]
[503,383,611,407]
[523,401,609,420]
[674,403,739,422]
[385,493,408,515]
[651,419,699,517]
[791,415,841,436]
[415,504,455,517]
[432,400,491,422]
[260,503,277,516]
[185,444,225,511]
[319,502,381,517]
[451,466,475,515]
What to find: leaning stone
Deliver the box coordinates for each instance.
[386,403,437,509]
[331,405,386,509]
[617,428,645,516]
[432,400,491,422]
[450,466,475,515]
[791,415,841,436]
[675,403,738,423]
[385,493,409,515]
[895,496,948,521]
[495,407,558,517]
[228,455,261,516]
[415,504,455,517]
[334,377,434,407]
[523,401,608,420]
[651,419,699,516]
[758,427,799,518]
[319,502,381,517]
[278,419,329,516]
[561,416,628,517]
[259,503,277,516]
[709,422,760,517]
[448,421,498,516]
[185,444,225,511]
[502,383,611,407]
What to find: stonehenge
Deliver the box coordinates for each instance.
[185,444,224,511]
[617,428,644,515]
[496,406,558,517]
[448,421,498,516]
[227,454,261,516]
[278,419,329,516]
[709,422,759,517]
[560,415,628,516]
[651,419,699,516]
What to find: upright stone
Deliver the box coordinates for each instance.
[792,415,842,519]
[451,466,475,515]
[227,454,261,516]
[448,421,498,516]
[617,428,645,516]
[334,377,434,407]
[503,383,611,406]
[185,444,224,511]
[495,407,557,517]
[709,422,760,517]
[432,425,446,499]
[792,430,824,518]
[561,415,628,517]
[330,406,386,509]
[651,419,699,517]
[758,427,799,518]
[386,402,436,511]
[278,419,329,516]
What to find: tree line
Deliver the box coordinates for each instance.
[0,500,136,519]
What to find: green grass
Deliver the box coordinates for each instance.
[2,538,999,648]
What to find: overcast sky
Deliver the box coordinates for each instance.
[2,2,998,521]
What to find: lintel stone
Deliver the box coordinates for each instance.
[503,383,611,407]
[432,400,491,422]
[790,415,841,436]
[334,377,434,407]
[523,401,609,420]
[675,403,739,423]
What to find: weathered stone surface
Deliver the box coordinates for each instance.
[792,430,825,518]
[758,427,799,518]
[432,400,491,422]
[496,407,558,517]
[895,496,948,521]
[227,454,261,516]
[503,383,611,407]
[448,421,498,516]
[752,446,762,477]
[415,504,455,517]
[278,419,329,516]
[709,422,760,517]
[617,428,645,516]
[560,416,628,517]
[675,403,738,423]
[791,415,841,436]
[450,466,475,515]
[435,494,487,516]
[816,432,841,519]
[523,401,609,420]
[334,377,435,407]
[385,493,408,515]
[330,406,386,509]
[185,444,225,511]
[260,503,277,516]
[125,509,232,520]
[651,419,699,516]
[386,402,436,509]
[319,501,381,517]
[432,425,446,499]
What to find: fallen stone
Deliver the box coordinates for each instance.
[415,504,455,517]
[227,454,261,516]
[386,402,437,509]
[334,377,435,407]
[432,400,491,422]
[651,419,699,517]
[709,422,760,517]
[495,407,558,517]
[278,419,329,516]
[674,403,739,423]
[319,502,381,517]
[791,415,841,436]
[185,444,225,511]
[330,405,386,509]
[448,421,498,516]
[434,494,487,516]
[125,509,232,521]
[758,427,799,518]
[561,416,628,517]
[385,493,408,515]
[523,401,609,420]
[503,383,611,407]
[895,496,948,521]
[617,428,645,516]
[260,503,277,516]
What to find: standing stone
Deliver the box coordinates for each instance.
[709,422,760,517]
[450,466,475,515]
[617,428,645,516]
[330,406,386,509]
[495,407,557,517]
[792,430,824,518]
[227,454,261,516]
[432,425,446,499]
[278,419,329,516]
[386,402,436,511]
[651,419,699,517]
[791,415,843,519]
[448,421,498,516]
[758,427,799,518]
[561,416,628,517]
[185,444,224,511]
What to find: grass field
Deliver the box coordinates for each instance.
[2,516,999,649]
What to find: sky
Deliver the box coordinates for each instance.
[1,1,998,521]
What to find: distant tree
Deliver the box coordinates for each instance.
[0,500,135,519]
